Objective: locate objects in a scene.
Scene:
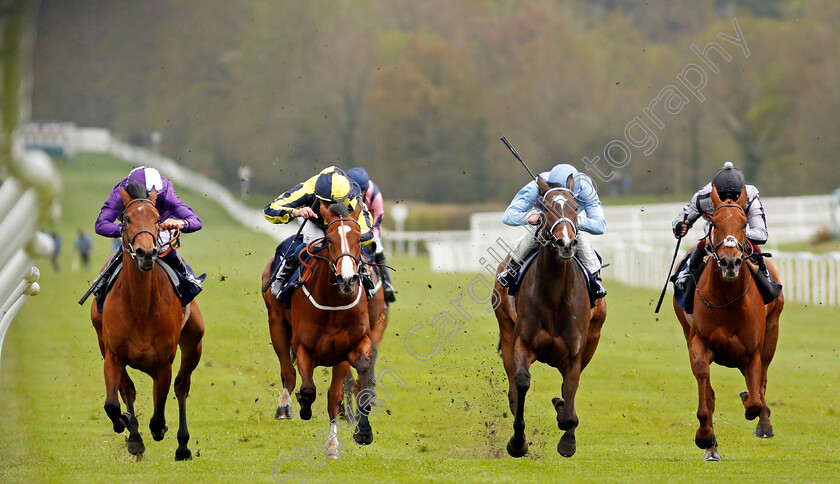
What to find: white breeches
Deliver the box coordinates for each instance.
[300,218,325,244]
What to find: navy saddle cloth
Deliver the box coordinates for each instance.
[508,250,598,308]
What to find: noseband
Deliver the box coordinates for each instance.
[539,187,578,250]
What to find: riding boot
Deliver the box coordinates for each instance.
[497,257,524,288]
[497,234,538,287]
[374,252,396,303]
[675,247,706,292]
[270,256,300,299]
[161,250,205,292]
[753,255,781,304]
[592,270,607,299]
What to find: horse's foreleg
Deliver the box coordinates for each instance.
[294,346,317,421]
[173,305,204,461]
[352,337,375,446]
[103,350,128,434]
[119,367,144,456]
[326,363,350,458]
[149,365,172,442]
[688,335,717,453]
[269,316,296,420]
[556,356,583,458]
[506,338,533,458]
[741,350,763,421]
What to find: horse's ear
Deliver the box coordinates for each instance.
[318,201,330,220]
[148,187,158,205]
[737,185,747,209]
[710,184,722,207]
[566,174,575,192]
[119,186,132,205]
[537,176,550,196]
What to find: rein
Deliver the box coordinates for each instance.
[695,269,753,309]
[121,198,159,260]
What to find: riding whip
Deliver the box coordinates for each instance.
[655,212,687,313]
[500,136,538,182]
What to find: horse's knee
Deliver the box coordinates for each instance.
[514,368,530,391]
[355,354,371,375]
[691,359,710,379]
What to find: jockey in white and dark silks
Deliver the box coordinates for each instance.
[347,167,397,303]
[497,164,608,299]
[672,161,770,291]
[264,166,374,297]
[91,166,205,304]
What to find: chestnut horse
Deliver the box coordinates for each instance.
[90,182,204,460]
[494,175,607,458]
[673,185,784,461]
[262,201,376,458]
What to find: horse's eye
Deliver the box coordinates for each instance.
[125,216,131,224]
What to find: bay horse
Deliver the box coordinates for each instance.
[494,175,607,458]
[261,201,376,458]
[673,185,784,461]
[90,182,204,460]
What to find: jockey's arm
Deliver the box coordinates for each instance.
[163,189,202,232]
[356,197,375,245]
[94,185,124,238]
[502,180,539,227]
[264,179,318,224]
[672,189,704,235]
[369,188,385,240]
[745,195,768,245]
[576,176,606,235]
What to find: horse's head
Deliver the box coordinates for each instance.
[120,181,160,272]
[319,201,362,296]
[537,174,579,259]
[709,185,751,280]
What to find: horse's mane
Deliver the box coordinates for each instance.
[328,202,351,216]
[125,181,149,200]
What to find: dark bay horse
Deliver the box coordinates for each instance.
[673,185,784,461]
[262,201,376,458]
[90,182,204,460]
[494,175,607,458]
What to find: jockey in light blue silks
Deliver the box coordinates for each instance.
[497,164,608,299]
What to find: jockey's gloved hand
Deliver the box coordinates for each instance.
[673,220,689,238]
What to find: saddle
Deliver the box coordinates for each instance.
[92,258,204,314]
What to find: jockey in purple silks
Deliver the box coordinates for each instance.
[90,166,204,303]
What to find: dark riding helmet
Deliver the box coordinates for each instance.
[314,167,357,204]
[346,167,370,192]
[712,162,745,201]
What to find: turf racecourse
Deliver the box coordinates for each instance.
[2,154,839,483]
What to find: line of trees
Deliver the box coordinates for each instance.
[31,0,840,202]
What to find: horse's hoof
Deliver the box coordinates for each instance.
[557,434,576,458]
[275,405,294,420]
[326,450,340,460]
[175,448,193,461]
[755,424,774,439]
[506,437,528,458]
[703,448,722,461]
[151,423,168,441]
[299,406,312,421]
[127,438,145,456]
[695,433,717,450]
[353,428,373,445]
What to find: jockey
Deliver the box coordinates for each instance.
[347,167,396,303]
[265,166,374,297]
[672,161,769,291]
[92,166,204,301]
[497,164,608,299]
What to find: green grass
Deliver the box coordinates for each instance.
[2,153,840,482]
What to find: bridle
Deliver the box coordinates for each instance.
[695,202,754,309]
[309,216,363,278]
[703,203,754,265]
[121,198,160,260]
[538,187,579,252]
